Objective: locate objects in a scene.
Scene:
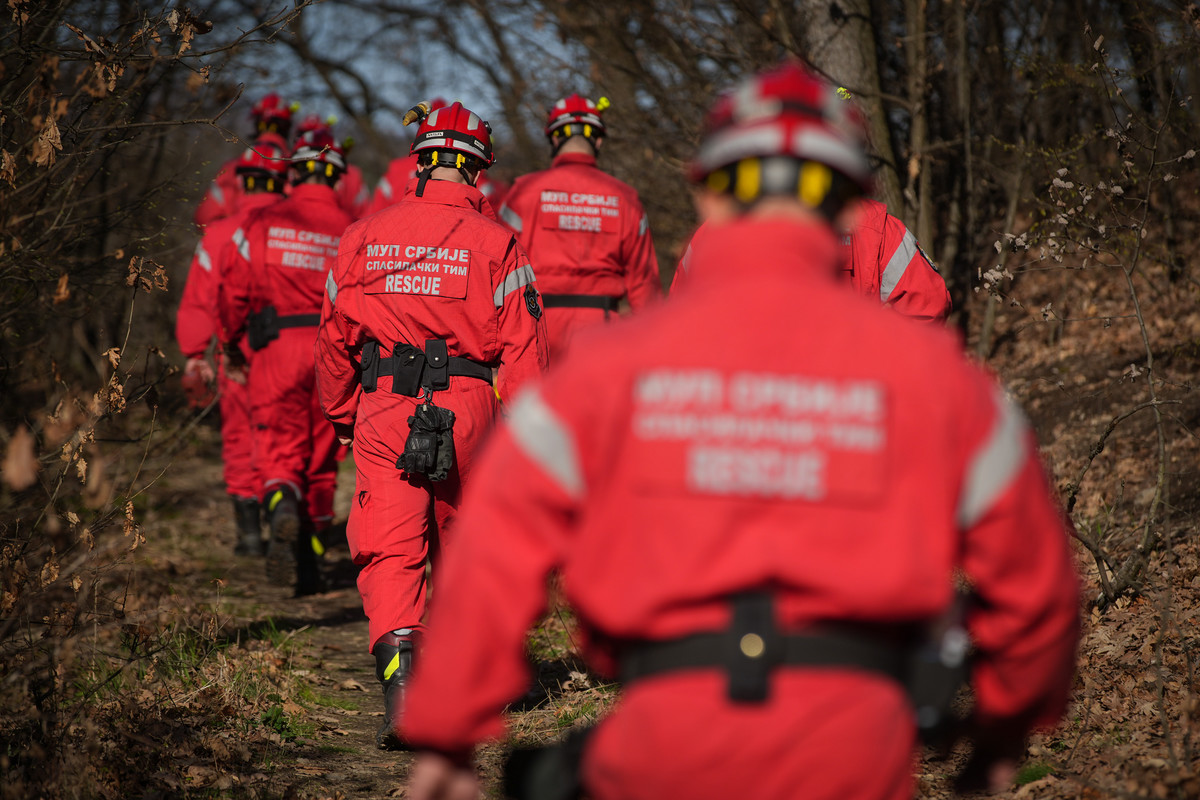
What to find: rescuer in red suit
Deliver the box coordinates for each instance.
[497,94,662,356]
[314,100,549,750]
[401,62,1080,800]
[295,113,371,219]
[177,133,290,555]
[194,93,296,229]
[671,199,951,323]
[219,128,355,595]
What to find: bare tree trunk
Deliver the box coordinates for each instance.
[797,0,902,210]
[903,0,933,246]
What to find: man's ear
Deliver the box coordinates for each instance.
[694,188,736,224]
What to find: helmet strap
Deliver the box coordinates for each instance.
[415,165,434,197]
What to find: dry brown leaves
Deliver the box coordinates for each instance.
[2,425,40,491]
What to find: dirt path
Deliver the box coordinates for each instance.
[149,440,419,798]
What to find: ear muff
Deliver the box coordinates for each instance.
[734,158,761,204]
[325,163,334,178]
[798,162,833,208]
[246,175,256,190]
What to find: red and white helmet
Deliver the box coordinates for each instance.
[290,128,347,179]
[689,61,872,196]
[544,94,608,142]
[250,93,296,137]
[296,113,338,137]
[234,133,290,181]
[409,101,494,168]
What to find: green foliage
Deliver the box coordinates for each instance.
[1016,761,1057,784]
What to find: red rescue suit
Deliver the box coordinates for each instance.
[671,198,952,324]
[219,183,353,531]
[194,157,242,228]
[336,164,371,220]
[177,192,282,499]
[363,155,419,218]
[402,217,1079,799]
[498,152,662,356]
[315,178,549,651]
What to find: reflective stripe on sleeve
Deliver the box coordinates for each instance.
[493,262,537,308]
[638,213,649,237]
[196,242,212,272]
[958,387,1029,529]
[508,388,584,500]
[210,183,225,204]
[880,229,920,302]
[500,204,524,233]
[325,271,338,304]
[232,228,250,262]
[378,177,392,200]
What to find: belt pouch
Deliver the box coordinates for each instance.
[727,592,778,703]
[391,343,426,396]
[360,341,380,393]
[424,339,450,391]
[247,306,279,351]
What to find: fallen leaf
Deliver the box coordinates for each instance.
[2,426,40,491]
[52,273,69,304]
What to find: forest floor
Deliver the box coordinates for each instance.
[6,257,1200,799]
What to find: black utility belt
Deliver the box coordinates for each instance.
[616,592,968,746]
[361,339,492,395]
[619,593,911,704]
[541,294,621,312]
[620,628,908,703]
[247,307,320,350]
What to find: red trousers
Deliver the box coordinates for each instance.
[543,305,612,360]
[248,329,338,526]
[218,359,259,499]
[584,672,915,800]
[346,377,498,650]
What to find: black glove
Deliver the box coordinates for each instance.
[397,402,456,481]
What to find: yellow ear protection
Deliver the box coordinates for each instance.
[707,157,853,219]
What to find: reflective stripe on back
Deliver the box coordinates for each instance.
[326,271,338,304]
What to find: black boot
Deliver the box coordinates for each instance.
[374,632,414,750]
[264,486,300,587]
[231,495,264,556]
[294,521,327,597]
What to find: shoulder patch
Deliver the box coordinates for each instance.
[524,284,543,320]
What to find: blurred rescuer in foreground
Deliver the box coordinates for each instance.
[314,100,548,750]
[401,61,1080,800]
[176,132,290,556]
[497,94,662,358]
[219,128,355,596]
